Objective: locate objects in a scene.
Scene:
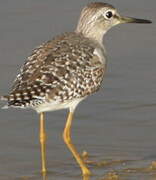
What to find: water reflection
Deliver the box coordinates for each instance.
[19,159,156,180]
[83,175,90,180]
[42,173,47,180]
[40,172,91,180]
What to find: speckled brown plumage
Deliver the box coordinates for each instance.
[3,32,106,109]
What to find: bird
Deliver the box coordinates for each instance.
[1,2,151,177]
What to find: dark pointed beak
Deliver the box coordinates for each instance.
[119,16,152,24]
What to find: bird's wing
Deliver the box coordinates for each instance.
[6,32,105,107]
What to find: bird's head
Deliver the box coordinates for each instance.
[76,2,152,43]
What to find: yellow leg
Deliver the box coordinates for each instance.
[63,111,91,176]
[39,112,47,174]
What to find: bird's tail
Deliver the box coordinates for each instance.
[0,95,9,109]
[0,95,9,101]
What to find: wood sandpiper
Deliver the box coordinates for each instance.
[1,2,152,177]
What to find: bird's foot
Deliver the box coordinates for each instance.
[82,151,89,161]
[81,150,96,165]
[81,150,109,167]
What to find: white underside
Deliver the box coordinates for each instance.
[34,97,86,113]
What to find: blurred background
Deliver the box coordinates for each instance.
[0,0,155,180]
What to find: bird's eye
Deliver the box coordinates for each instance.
[105,11,113,19]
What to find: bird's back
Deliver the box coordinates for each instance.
[3,32,106,110]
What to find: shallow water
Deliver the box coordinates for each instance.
[0,0,155,180]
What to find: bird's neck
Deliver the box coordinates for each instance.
[75,24,106,45]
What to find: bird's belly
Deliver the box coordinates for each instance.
[34,97,85,113]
